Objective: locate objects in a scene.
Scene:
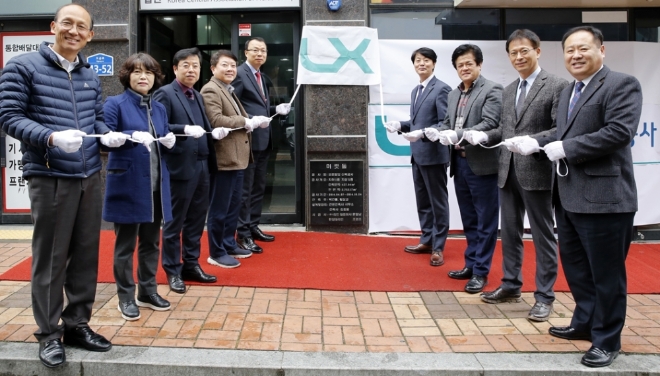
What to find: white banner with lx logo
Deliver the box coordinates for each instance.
[297,26,381,86]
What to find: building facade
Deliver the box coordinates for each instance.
[1,0,658,233]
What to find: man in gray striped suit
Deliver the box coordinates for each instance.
[468,29,568,322]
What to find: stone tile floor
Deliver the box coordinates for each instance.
[1,241,659,354]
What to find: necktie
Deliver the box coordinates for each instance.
[184,89,194,100]
[567,81,585,120]
[413,84,423,112]
[255,71,266,101]
[515,80,527,118]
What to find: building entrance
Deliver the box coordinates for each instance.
[142,11,302,225]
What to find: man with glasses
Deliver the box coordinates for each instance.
[0,3,122,368]
[473,29,568,322]
[154,48,222,292]
[232,37,291,254]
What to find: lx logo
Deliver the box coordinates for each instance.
[300,38,374,74]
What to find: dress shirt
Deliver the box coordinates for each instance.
[516,66,541,106]
[569,65,604,103]
[48,45,79,72]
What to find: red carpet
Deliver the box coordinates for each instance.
[1,231,659,293]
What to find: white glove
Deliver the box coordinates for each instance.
[276,103,291,115]
[424,128,442,142]
[131,131,156,152]
[384,121,401,133]
[212,127,230,140]
[100,131,129,148]
[253,115,271,129]
[543,141,566,161]
[402,129,424,142]
[244,117,259,133]
[159,132,176,149]
[51,129,86,153]
[514,136,541,155]
[503,136,528,152]
[439,130,458,145]
[464,130,488,146]
[184,125,206,139]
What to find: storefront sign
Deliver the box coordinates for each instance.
[139,0,300,11]
[87,53,114,76]
[310,161,363,226]
[1,32,54,213]
[239,24,251,37]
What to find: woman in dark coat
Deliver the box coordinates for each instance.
[103,52,176,321]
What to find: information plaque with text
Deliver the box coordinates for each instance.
[309,160,363,225]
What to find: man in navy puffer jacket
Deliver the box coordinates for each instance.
[0,4,127,368]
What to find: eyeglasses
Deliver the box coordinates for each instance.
[58,20,90,34]
[179,63,200,70]
[509,48,533,58]
[246,49,268,54]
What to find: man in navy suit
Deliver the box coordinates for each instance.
[384,47,451,267]
[530,26,642,368]
[233,37,290,254]
[154,48,220,293]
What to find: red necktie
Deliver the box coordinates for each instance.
[255,71,266,101]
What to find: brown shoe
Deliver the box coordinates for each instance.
[430,251,444,266]
[405,243,432,254]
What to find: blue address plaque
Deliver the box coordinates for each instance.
[87,53,114,76]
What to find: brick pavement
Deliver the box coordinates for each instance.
[1,241,659,355]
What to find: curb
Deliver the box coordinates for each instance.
[2,342,659,376]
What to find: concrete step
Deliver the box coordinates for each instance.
[2,342,659,376]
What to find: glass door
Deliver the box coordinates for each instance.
[233,12,302,225]
[142,11,303,225]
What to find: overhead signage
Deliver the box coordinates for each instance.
[139,0,300,11]
[87,53,114,76]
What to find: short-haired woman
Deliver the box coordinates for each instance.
[103,52,176,321]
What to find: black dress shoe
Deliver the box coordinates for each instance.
[63,326,112,352]
[136,293,171,311]
[237,236,263,254]
[581,346,618,367]
[548,326,591,341]
[448,267,473,280]
[251,227,275,242]
[39,338,65,368]
[480,286,521,304]
[404,243,432,254]
[167,274,186,294]
[465,275,487,294]
[182,265,217,283]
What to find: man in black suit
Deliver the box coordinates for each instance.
[154,48,218,293]
[534,26,642,368]
[383,47,451,268]
[233,37,290,253]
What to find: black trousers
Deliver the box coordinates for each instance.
[237,148,270,238]
[161,159,210,276]
[113,191,163,303]
[555,205,634,352]
[28,174,102,342]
